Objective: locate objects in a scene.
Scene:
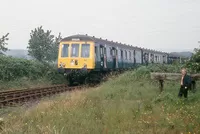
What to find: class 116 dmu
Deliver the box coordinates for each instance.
[57,34,169,85]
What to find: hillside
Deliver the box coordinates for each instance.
[170,51,193,58]
[3,49,31,59]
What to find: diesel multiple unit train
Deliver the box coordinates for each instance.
[57,34,168,85]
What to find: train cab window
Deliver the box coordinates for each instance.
[71,44,79,57]
[61,44,69,57]
[81,44,90,58]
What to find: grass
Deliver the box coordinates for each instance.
[0,77,53,91]
[1,70,200,134]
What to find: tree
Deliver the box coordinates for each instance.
[51,32,62,62]
[0,33,9,54]
[186,47,200,72]
[27,26,62,62]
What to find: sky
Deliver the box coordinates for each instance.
[0,0,200,52]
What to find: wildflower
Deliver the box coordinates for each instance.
[0,118,4,130]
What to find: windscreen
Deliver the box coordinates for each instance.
[81,44,90,58]
[61,44,69,57]
[71,44,79,57]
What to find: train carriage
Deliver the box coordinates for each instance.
[58,34,168,85]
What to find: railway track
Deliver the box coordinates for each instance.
[0,85,84,108]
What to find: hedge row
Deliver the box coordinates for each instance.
[0,56,64,82]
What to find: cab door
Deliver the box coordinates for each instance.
[121,50,124,68]
[100,45,107,70]
[112,47,117,69]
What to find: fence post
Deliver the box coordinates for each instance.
[159,79,164,92]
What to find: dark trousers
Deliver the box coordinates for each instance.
[178,86,188,98]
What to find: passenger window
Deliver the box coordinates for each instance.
[104,47,107,55]
[100,47,103,55]
[112,49,115,56]
[121,50,123,60]
[61,44,69,57]
[125,51,127,60]
[71,44,79,57]
[81,44,90,58]
[110,48,112,56]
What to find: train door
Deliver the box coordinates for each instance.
[100,45,107,70]
[95,46,99,69]
[133,50,136,65]
[120,50,124,68]
[163,55,165,63]
[112,47,117,69]
[116,49,118,69]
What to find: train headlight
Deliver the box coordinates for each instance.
[59,62,66,68]
[83,63,87,68]
[70,60,75,65]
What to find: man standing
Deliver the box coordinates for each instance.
[178,68,191,98]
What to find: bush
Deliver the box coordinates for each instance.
[134,64,184,80]
[146,64,184,73]
[0,56,65,84]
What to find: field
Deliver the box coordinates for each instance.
[1,65,200,134]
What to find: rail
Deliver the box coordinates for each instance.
[0,85,84,108]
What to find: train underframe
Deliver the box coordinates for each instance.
[58,68,124,86]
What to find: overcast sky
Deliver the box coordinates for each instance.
[0,0,200,52]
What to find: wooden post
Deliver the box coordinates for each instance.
[191,80,196,92]
[159,80,164,92]
[151,73,200,92]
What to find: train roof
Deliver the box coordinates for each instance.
[61,34,168,55]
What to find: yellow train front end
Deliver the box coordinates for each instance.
[57,36,95,85]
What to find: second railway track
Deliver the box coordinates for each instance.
[0,85,84,108]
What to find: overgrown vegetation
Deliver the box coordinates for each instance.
[27,26,62,63]
[0,55,65,90]
[186,47,200,73]
[0,27,65,90]
[0,33,9,54]
[1,65,199,134]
